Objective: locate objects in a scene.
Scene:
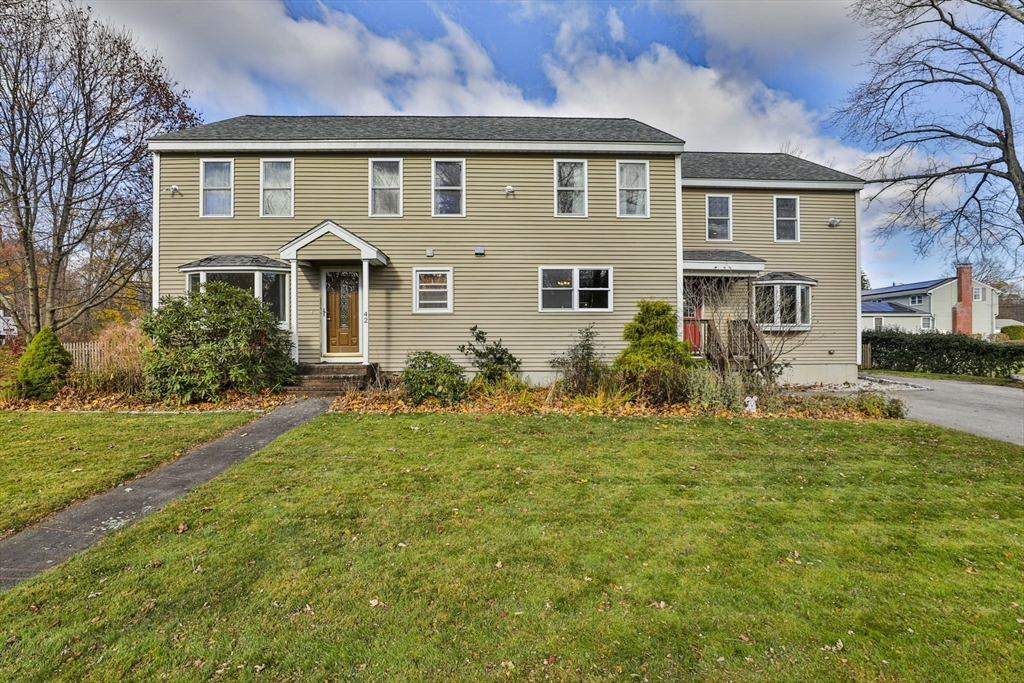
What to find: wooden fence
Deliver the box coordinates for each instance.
[64,339,144,393]
[66,341,108,370]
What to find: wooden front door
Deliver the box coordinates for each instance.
[325,270,360,354]
[682,285,703,354]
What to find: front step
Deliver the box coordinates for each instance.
[286,363,377,396]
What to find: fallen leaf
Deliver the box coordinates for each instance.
[176,522,188,534]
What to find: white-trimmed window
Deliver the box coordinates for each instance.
[774,196,799,242]
[555,160,587,216]
[706,194,732,241]
[873,317,884,330]
[616,161,648,217]
[200,159,233,217]
[921,317,933,330]
[413,268,453,313]
[539,267,613,312]
[432,159,465,216]
[973,287,985,301]
[186,270,288,323]
[909,294,924,306]
[756,283,812,331]
[260,159,293,217]
[370,159,403,217]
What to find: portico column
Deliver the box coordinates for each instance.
[290,259,299,363]
[361,259,370,365]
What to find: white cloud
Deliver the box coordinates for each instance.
[607,7,625,42]
[668,0,867,79]
[89,0,863,171]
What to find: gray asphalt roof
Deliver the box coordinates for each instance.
[678,152,862,183]
[864,278,953,297]
[178,255,290,270]
[151,116,684,145]
[756,271,818,284]
[862,301,922,314]
[682,250,764,263]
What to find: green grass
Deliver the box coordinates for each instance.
[865,368,1024,388]
[2,414,1023,682]
[0,412,255,537]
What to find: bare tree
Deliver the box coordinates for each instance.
[835,0,1024,271]
[0,0,200,338]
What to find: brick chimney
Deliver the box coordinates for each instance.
[952,263,973,334]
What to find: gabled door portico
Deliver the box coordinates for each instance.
[279,220,389,365]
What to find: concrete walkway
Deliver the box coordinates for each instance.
[865,375,1024,446]
[0,398,330,591]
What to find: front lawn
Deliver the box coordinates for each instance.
[2,414,1022,681]
[0,412,255,538]
[865,368,1024,388]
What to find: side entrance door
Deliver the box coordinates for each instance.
[324,269,360,354]
[682,285,703,354]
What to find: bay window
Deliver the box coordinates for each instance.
[185,270,288,323]
[755,282,812,331]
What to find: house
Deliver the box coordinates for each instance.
[148,116,864,385]
[0,308,17,345]
[861,264,1000,336]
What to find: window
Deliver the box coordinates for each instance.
[755,283,812,331]
[413,268,453,313]
[921,317,933,330]
[432,159,465,216]
[185,270,288,323]
[910,294,923,306]
[774,196,799,241]
[555,160,587,216]
[370,159,402,216]
[973,287,982,301]
[617,161,648,217]
[874,317,883,330]
[539,267,612,312]
[706,195,732,241]
[260,159,293,217]
[200,160,233,217]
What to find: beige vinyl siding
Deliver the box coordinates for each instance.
[157,153,677,372]
[683,188,859,379]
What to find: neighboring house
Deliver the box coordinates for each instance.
[996,318,1024,333]
[148,116,864,384]
[0,309,17,344]
[861,264,1000,336]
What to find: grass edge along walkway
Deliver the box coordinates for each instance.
[0,398,329,590]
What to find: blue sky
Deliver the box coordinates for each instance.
[94,0,953,287]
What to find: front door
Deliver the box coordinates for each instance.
[682,285,703,354]
[324,269,360,354]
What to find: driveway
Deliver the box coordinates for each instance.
[866,376,1024,446]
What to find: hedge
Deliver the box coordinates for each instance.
[1003,325,1024,341]
[862,329,1024,377]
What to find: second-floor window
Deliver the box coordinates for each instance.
[260,159,293,217]
[774,196,799,241]
[433,159,465,216]
[200,160,233,217]
[973,287,985,301]
[910,294,924,306]
[617,161,648,217]
[555,160,587,216]
[706,195,731,241]
[370,159,402,216]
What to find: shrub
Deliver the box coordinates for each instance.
[141,281,295,403]
[862,328,1024,376]
[457,326,522,384]
[678,365,746,411]
[550,325,608,396]
[614,301,693,403]
[1003,325,1024,341]
[14,327,73,400]
[403,351,468,405]
[850,393,906,419]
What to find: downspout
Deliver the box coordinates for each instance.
[855,189,862,366]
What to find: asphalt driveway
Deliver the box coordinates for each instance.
[867,376,1024,446]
